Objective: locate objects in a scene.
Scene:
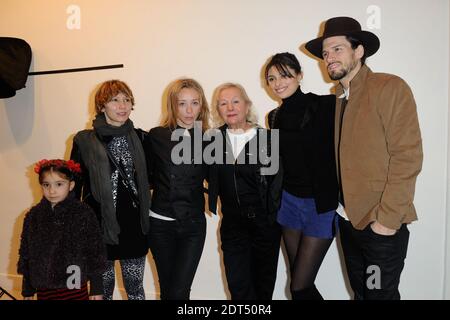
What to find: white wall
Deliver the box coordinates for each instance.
[0,0,448,299]
[445,0,450,301]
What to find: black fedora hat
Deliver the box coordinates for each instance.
[305,16,380,59]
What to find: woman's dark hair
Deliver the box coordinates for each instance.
[346,35,367,65]
[264,52,302,84]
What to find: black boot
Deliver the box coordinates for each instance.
[291,285,324,300]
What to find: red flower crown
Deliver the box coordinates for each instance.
[34,159,82,175]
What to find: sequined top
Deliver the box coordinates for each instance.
[107,136,138,208]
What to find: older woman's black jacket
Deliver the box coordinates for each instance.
[207,125,283,223]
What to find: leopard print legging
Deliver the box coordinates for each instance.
[102,256,146,300]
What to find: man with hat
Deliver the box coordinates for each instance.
[305,16,422,300]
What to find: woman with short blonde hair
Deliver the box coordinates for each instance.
[208,82,282,300]
[211,82,257,128]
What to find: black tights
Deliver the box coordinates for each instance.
[282,227,333,299]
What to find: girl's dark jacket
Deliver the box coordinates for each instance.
[17,193,106,297]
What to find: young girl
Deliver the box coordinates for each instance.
[143,78,210,300]
[17,159,106,300]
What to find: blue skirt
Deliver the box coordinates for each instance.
[277,190,338,239]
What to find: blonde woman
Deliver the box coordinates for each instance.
[143,78,210,300]
[208,83,282,300]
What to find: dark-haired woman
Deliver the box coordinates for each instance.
[265,52,338,300]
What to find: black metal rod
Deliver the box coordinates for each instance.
[0,286,17,300]
[28,64,124,76]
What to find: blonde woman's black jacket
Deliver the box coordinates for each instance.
[143,126,207,220]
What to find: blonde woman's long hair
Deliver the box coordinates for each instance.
[161,78,210,131]
[211,82,257,127]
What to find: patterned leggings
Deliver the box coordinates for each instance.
[103,256,146,300]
